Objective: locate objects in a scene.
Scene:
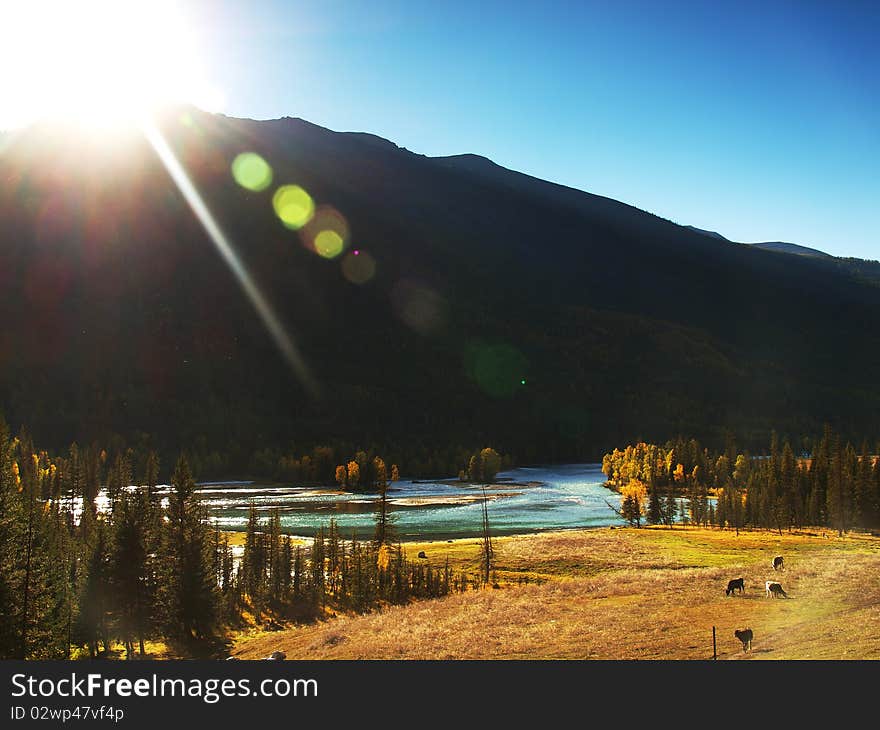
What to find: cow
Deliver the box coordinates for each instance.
[772,555,784,571]
[725,578,745,596]
[734,628,753,652]
[265,650,286,660]
[765,580,787,598]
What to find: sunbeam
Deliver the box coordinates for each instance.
[142,119,320,398]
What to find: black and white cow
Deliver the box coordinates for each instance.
[765,580,787,598]
[772,555,784,571]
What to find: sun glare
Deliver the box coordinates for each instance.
[0,0,222,130]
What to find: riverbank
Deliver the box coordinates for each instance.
[230,525,880,660]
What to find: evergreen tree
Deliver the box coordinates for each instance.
[0,421,23,658]
[267,509,283,606]
[826,436,849,536]
[76,521,112,658]
[112,490,151,657]
[647,485,663,525]
[157,456,217,640]
[241,502,265,607]
[144,451,160,502]
[373,458,396,547]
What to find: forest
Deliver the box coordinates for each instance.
[603,428,880,533]
[0,416,500,660]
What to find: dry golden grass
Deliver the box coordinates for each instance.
[231,526,880,660]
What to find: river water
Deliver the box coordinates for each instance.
[200,463,625,541]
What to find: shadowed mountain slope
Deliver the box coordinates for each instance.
[1,108,878,471]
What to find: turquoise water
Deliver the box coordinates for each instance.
[201,463,625,541]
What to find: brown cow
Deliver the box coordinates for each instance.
[734,628,753,652]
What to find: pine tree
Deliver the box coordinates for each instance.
[267,509,283,606]
[780,440,797,530]
[0,421,23,658]
[76,521,112,658]
[112,490,151,657]
[678,498,688,527]
[854,444,872,529]
[144,451,160,502]
[311,527,326,608]
[647,485,663,525]
[826,436,848,536]
[373,459,396,547]
[664,481,677,527]
[157,456,217,640]
[241,502,266,618]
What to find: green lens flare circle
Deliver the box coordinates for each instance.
[273,185,315,230]
[231,152,273,192]
[314,229,345,258]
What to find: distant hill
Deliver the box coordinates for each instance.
[750,241,833,258]
[687,229,878,286]
[1,107,878,472]
[685,225,729,241]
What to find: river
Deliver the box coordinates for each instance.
[200,463,625,541]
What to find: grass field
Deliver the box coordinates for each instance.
[231,526,880,660]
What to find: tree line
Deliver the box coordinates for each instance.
[602,428,880,534]
[201,443,512,485]
[0,417,500,660]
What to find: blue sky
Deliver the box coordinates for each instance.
[187,0,878,259]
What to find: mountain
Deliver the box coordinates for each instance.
[1,107,878,472]
[684,225,729,241]
[687,227,879,286]
[749,241,833,258]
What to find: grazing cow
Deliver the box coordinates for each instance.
[734,628,753,652]
[765,581,787,598]
[772,555,784,571]
[725,578,745,596]
[417,551,427,559]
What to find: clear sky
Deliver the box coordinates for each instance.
[64,1,880,258]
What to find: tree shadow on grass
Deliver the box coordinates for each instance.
[165,633,234,659]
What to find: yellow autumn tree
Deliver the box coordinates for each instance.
[346,460,360,488]
[335,465,347,487]
[377,543,391,571]
[619,478,647,526]
[620,478,647,512]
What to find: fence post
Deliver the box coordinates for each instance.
[712,626,717,660]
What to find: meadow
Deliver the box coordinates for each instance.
[230,525,880,660]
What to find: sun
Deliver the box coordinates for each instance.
[0,0,222,130]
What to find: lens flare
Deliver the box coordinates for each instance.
[464,341,528,398]
[391,279,446,335]
[300,206,350,257]
[231,152,273,192]
[273,185,314,230]
[314,230,344,259]
[143,121,319,398]
[341,250,376,284]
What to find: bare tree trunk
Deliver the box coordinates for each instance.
[480,487,493,585]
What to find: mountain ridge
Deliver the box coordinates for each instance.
[1,108,878,471]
